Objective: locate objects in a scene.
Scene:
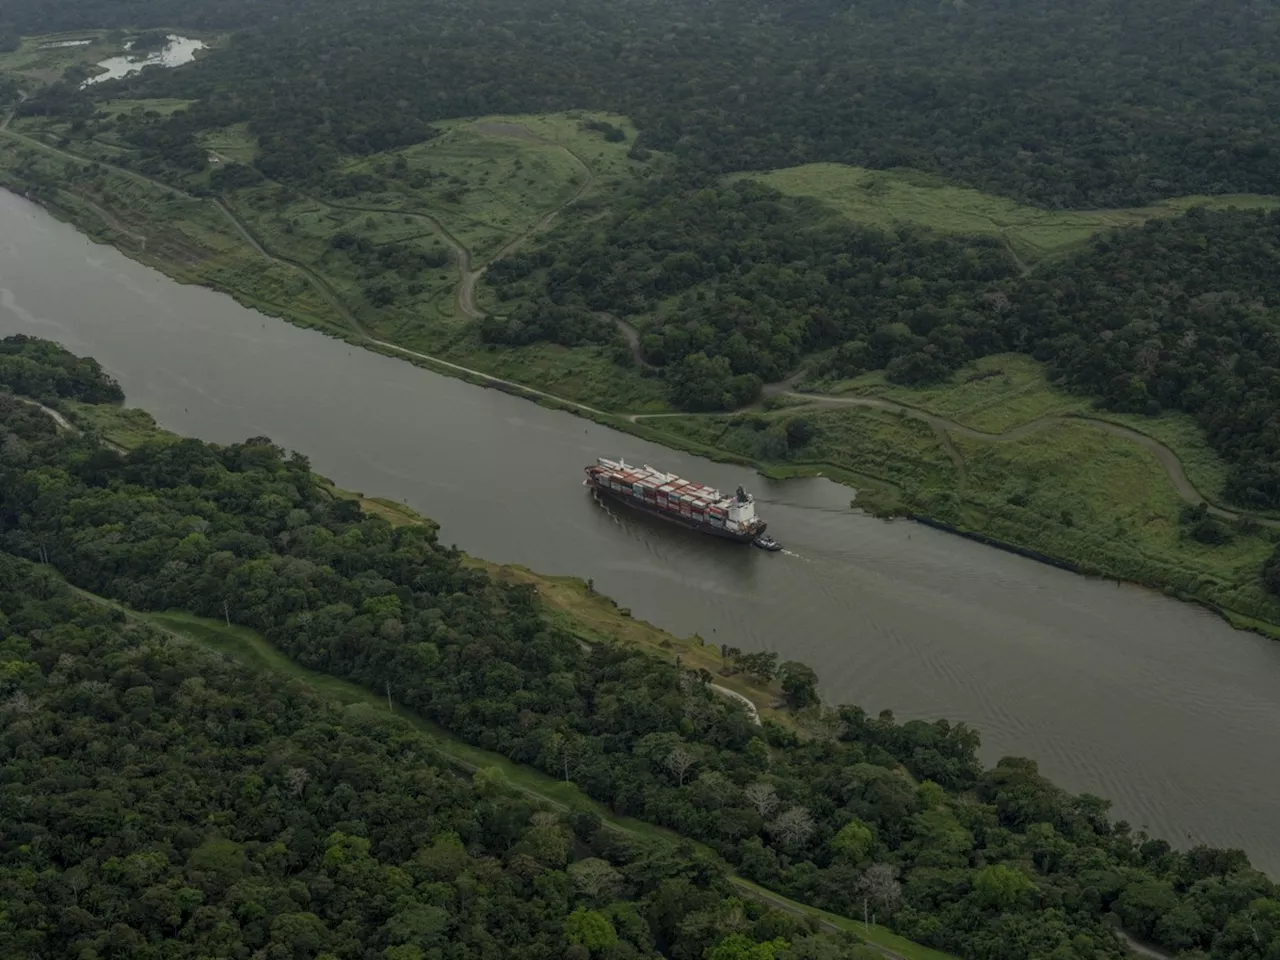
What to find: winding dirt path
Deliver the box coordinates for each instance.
[13,395,74,430]
[1,92,26,131]
[610,314,649,367]
[459,137,596,315]
[626,389,1279,528]
[0,126,368,338]
[10,395,129,453]
[318,126,596,320]
[709,683,761,725]
[310,197,477,315]
[211,198,367,337]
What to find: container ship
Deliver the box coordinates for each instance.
[584,457,768,543]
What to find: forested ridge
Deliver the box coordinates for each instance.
[12,0,1280,207]
[6,338,1280,960]
[0,554,881,960]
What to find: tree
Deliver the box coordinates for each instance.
[736,651,779,683]
[269,912,330,955]
[1115,879,1181,940]
[563,908,619,951]
[831,820,874,862]
[743,782,780,818]
[472,766,506,797]
[1214,898,1280,960]
[779,661,819,709]
[1263,545,1280,596]
[784,418,813,450]
[285,766,310,797]
[665,746,698,787]
[568,858,621,905]
[769,807,815,848]
[708,933,791,960]
[544,731,578,782]
[973,864,1036,911]
[857,864,903,921]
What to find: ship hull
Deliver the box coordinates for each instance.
[587,480,764,541]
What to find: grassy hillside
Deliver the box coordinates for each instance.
[807,354,1241,507]
[742,163,1280,264]
[649,354,1280,633]
[0,31,122,85]
[0,97,667,409]
[340,112,645,262]
[0,136,349,334]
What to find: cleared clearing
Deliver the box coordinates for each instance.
[744,163,1280,263]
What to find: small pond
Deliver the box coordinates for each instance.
[82,35,205,87]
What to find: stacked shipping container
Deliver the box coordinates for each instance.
[583,457,764,541]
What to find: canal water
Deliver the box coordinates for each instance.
[3,189,1278,873]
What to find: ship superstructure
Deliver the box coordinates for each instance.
[584,457,765,541]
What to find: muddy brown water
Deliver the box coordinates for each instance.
[2,189,1278,873]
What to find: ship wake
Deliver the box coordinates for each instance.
[591,488,622,525]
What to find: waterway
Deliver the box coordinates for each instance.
[2,189,1278,874]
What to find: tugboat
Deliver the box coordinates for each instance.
[752,534,782,552]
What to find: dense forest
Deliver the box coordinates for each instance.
[5,339,1280,960]
[482,179,1016,410]
[0,335,125,404]
[0,554,879,960]
[11,0,1280,207]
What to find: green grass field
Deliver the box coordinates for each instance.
[445,341,670,412]
[342,111,650,262]
[64,401,174,448]
[224,185,459,330]
[0,105,668,411]
[743,163,1280,264]
[812,355,1089,432]
[0,138,347,333]
[660,405,958,494]
[200,122,258,162]
[810,353,1240,507]
[0,32,122,85]
[344,123,584,261]
[459,111,650,183]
